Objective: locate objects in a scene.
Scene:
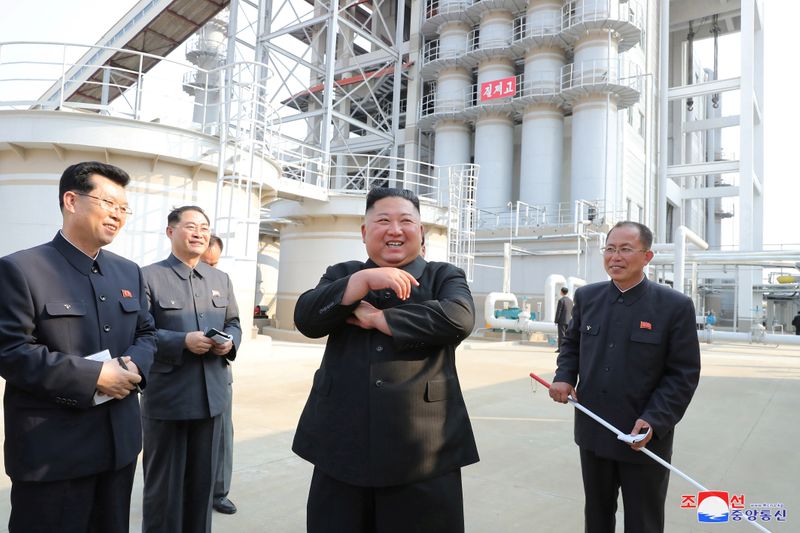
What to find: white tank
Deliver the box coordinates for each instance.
[475,58,514,209]
[527,0,562,34]
[439,21,470,58]
[570,96,618,206]
[520,104,564,206]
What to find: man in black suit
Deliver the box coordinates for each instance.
[549,221,701,532]
[293,187,479,533]
[141,207,241,533]
[0,161,155,532]
[554,286,573,352]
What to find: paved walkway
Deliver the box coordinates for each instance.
[0,336,797,532]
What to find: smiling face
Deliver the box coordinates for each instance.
[61,174,128,255]
[167,209,211,264]
[604,224,654,290]
[362,196,424,268]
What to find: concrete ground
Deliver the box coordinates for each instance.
[0,336,797,532]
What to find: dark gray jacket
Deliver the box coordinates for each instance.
[141,254,241,420]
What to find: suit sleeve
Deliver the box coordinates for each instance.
[0,257,100,408]
[641,296,701,437]
[554,299,563,324]
[125,268,156,384]
[553,289,582,386]
[222,274,242,360]
[383,265,475,351]
[294,265,360,339]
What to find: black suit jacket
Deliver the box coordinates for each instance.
[554,278,701,463]
[292,256,479,487]
[554,295,573,325]
[0,232,156,482]
[141,255,241,420]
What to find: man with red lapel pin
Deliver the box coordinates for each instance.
[549,221,701,533]
[0,161,154,532]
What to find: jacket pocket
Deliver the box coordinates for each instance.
[45,301,87,317]
[425,377,456,402]
[119,298,141,313]
[158,299,184,310]
[630,329,661,344]
[212,296,229,308]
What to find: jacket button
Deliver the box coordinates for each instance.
[99,295,106,302]
[103,324,111,332]
[375,379,384,388]
[376,345,383,352]
[199,313,205,318]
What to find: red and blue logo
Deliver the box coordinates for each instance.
[697,491,730,522]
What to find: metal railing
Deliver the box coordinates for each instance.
[560,58,642,92]
[476,200,625,233]
[561,0,644,31]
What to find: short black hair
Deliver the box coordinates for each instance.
[560,287,569,294]
[608,221,653,250]
[365,187,420,215]
[208,234,223,252]
[59,161,130,211]
[167,206,210,226]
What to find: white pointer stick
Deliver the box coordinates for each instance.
[530,372,771,533]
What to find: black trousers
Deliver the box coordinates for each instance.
[307,467,464,533]
[579,448,670,533]
[142,415,221,533]
[9,461,136,533]
[557,323,569,349]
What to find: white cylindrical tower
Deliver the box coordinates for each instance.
[516,0,568,208]
[560,0,643,217]
[420,6,477,203]
[472,9,515,209]
[183,17,227,130]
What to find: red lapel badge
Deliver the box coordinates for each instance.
[121,289,133,298]
[640,321,652,330]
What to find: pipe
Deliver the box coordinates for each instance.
[697,327,800,346]
[673,225,709,294]
[484,292,800,347]
[544,274,567,322]
[484,291,557,334]
[567,276,587,297]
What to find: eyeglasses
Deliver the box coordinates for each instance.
[75,192,133,216]
[175,223,211,234]
[602,246,648,256]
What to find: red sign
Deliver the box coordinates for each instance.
[480,76,516,101]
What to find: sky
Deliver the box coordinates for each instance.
[1,0,798,248]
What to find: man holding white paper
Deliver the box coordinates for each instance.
[0,161,155,532]
[141,206,241,533]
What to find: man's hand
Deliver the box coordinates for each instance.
[629,418,653,450]
[342,267,420,305]
[185,331,214,354]
[96,356,141,400]
[210,338,233,356]
[346,301,391,335]
[549,381,577,404]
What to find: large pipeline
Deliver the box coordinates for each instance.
[484,291,800,346]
